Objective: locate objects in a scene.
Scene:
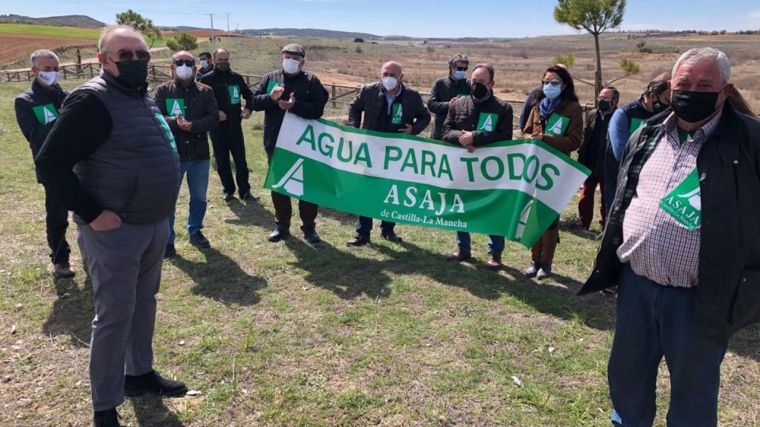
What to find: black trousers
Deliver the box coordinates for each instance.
[43,184,70,264]
[210,124,250,196]
[266,149,318,230]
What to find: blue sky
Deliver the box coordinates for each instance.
[7,0,760,38]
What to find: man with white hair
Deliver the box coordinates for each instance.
[14,49,74,278]
[36,26,187,426]
[579,47,760,426]
[346,60,431,246]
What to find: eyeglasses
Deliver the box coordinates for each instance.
[542,79,562,86]
[114,49,151,62]
[455,66,468,71]
[174,59,195,67]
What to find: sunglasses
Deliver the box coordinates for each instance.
[174,59,195,67]
[455,66,468,71]
[542,79,562,86]
[114,49,151,62]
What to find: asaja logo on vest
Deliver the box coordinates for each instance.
[477,113,497,133]
[228,85,241,104]
[165,98,186,117]
[33,104,59,125]
[391,104,403,125]
[272,159,305,197]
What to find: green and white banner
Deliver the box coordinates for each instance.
[264,113,590,247]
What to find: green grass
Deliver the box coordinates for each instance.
[0,23,101,40]
[0,72,758,426]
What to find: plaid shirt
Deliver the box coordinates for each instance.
[617,111,722,288]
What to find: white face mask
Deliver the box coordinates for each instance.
[199,59,208,69]
[382,76,398,91]
[175,64,194,80]
[282,58,301,75]
[37,70,59,86]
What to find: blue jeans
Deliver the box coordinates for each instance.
[356,216,394,237]
[168,160,210,245]
[608,265,727,427]
[456,232,505,255]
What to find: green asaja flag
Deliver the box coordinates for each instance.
[265,113,590,248]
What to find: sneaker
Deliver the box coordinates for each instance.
[93,408,120,427]
[53,262,75,278]
[524,261,540,278]
[124,370,188,397]
[346,234,370,246]
[268,228,290,242]
[447,249,472,262]
[240,191,259,202]
[536,265,552,280]
[223,192,235,202]
[302,228,321,244]
[164,244,176,259]
[380,231,403,243]
[189,231,211,249]
[486,253,502,270]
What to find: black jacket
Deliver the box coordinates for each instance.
[154,79,219,161]
[251,69,329,150]
[200,68,254,127]
[15,80,68,157]
[348,82,431,135]
[442,94,513,146]
[578,107,615,178]
[579,104,760,346]
[427,76,470,139]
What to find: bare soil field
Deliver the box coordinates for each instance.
[0,34,93,64]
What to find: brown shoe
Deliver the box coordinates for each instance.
[447,249,472,262]
[486,254,502,270]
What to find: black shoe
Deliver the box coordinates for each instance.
[93,408,120,427]
[164,244,176,259]
[268,228,290,242]
[54,262,75,278]
[223,192,235,202]
[380,231,403,243]
[189,231,211,249]
[124,370,188,397]
[346,234,370,246]
[240,191,259,202]
[302,227,321,244]
[447,249,472,262]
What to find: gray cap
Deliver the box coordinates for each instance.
[281,44,305,57]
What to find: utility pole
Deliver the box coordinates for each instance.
[209,12,215,49]
[226,12,230,33]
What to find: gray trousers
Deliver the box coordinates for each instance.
[78,218,168,411]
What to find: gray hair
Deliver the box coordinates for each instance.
[98,25,146,53]
[672,47,731,84]
[30,49,59,67]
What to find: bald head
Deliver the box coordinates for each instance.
[98,26,147,54]
[381,61,402,76]
[172,50,193,61]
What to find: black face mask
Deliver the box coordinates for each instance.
[671,90,720,123]
[471,82,490,101]
[215,62,230,72]
[115,60,148,90]
[598,100,612,111]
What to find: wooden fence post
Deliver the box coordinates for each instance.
[331,84,336,109]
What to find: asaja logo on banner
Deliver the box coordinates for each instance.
[272,159,305,196]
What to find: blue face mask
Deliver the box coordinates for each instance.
[452,70,466,80]
[543,83,562,100]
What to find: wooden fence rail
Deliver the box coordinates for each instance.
[2,62,591,124]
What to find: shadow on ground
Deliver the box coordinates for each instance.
[42,274,93,348]
[129,395,184,427]
[171,248,266,306]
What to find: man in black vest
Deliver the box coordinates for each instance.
[155,50,220,257]
[577,86,619,230]
[427,54,470,140]
[251,44,329,244]
[14,49,74,278]
[201,48,256,202]
[346,61,431,246]
[36,27,187,427]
